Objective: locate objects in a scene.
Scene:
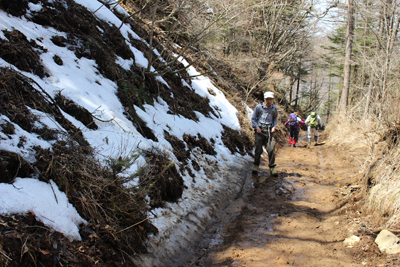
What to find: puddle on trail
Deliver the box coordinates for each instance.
[190,172,325,266]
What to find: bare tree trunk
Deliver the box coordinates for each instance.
[289,72,294,105]
[295,76,300,108]
[327,74,331,122]
[309,69,313,108]
[361,16,368,90]
[364,76,373,116]
[378,2,385,38]
[295,60,302,108]
[339,0,355,115]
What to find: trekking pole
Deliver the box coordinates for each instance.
[285,125,289,144]
[283,125,286,140]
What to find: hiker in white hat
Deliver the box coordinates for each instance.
[251,91,278,176]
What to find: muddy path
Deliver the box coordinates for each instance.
[187,130,386,267]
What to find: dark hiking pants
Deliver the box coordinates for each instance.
[289,127,299,140]
[253,131,276,168]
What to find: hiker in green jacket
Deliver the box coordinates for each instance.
[304,111,322,146]
[251,91,278,177]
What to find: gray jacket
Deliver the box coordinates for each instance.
[251,103,278,129]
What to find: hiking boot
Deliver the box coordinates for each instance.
[252,165,259,173]
[314,142,318,146]
[270,167,278,177]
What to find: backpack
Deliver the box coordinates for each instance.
[309,112,318,128]
[288,113,298,128]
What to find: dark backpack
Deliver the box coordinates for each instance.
[289,113,298,127]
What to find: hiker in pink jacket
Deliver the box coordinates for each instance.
[285,112,304,147]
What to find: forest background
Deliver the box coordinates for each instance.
[137,0,400,230]
[123,0,400,253]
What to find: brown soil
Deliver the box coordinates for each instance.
[190,130,394,267]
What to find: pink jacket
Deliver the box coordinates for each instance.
[285,118,305,128]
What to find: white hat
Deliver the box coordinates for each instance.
[264,91,274,99]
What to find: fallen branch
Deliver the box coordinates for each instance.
[0,248,12,261]
[116,217,152,233]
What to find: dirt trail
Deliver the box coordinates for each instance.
[189,130,386,267]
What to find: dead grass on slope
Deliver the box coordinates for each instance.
[0,66,189,266]
[364,120,400,230]
[0,1,258,265]
[0,67,153,266]
[326,113,400,234]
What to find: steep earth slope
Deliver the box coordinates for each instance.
[0,0,259,266]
